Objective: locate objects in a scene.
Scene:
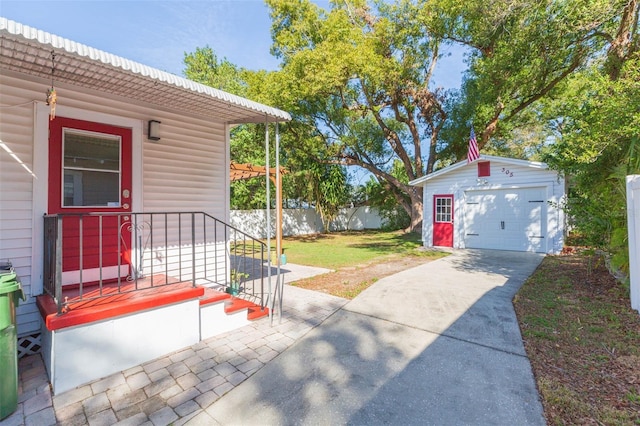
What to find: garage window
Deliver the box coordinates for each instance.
[478,161,490,177]
[435,197,453,223]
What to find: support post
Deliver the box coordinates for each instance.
[626,175,640,313]
[265,117,272,320]
[275,122,283,323]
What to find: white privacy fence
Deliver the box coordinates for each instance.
[627,175,640,313]
[230,207,385,239]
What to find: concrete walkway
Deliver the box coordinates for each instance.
[5,250,547,425]
[192,249,547,425]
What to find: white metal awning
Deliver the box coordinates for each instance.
[0,18,291,124]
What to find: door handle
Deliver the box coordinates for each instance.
[501,221,505,230]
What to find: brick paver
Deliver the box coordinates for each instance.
[12,285,347,425]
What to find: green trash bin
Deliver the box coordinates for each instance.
[0,262,25,421]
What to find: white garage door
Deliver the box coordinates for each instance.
[463,187,547,252]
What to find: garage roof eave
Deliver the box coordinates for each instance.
[409,154,549,187]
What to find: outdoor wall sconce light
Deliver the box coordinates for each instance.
[147,120,161,141]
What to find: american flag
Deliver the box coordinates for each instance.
[467,127,479,163]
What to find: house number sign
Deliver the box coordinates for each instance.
[501,167,514,177]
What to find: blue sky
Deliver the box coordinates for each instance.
[0,0,465,88]
[0,0,293,74]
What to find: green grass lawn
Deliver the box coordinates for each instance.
[274,230,444,269]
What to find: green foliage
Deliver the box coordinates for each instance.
[264,0,452,231]
[230,269,249,282]
[431,0,625,159]
[183,47,270,209]
[263,0,636,232]
[432,0,638,279]
[184,46,248,96]
[183,45,353,215]
[359,160,411,230]
[184,1,640,271]
[228,125,273,210]
[297,161,350,230]
[544,54,640,276]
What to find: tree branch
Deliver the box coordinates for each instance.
[358,77,417,180]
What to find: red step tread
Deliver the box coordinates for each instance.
[248,306,269,320]
[37,282,204,331]
[224,298,257,314]
[199,287,231,306]
[37,282,268,331]
[225,298,269,321]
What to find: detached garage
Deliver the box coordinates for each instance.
[409,155,566,254]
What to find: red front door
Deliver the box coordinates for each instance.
[433,194,454,247]
[48,117,133,284]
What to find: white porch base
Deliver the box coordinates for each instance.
[41,299,200,394]
[200,301,252,340]
[39,288,266,395]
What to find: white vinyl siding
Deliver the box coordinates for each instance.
[0,80,39,336]
[143,115,226,219]
[0,70,229,337]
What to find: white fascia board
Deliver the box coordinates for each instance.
[409,155,549,187]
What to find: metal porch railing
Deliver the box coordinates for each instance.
[43,212,267,315]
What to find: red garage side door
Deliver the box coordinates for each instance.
[433,195,454,247]
[48,116,133,284]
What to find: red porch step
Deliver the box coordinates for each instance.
[37,281,204,331]
[247,305,270,321]
[199,287,269,321]
[199,287,232,306]
[37,283,269,333]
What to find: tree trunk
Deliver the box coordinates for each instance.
[606,0,638,80]
[385,180,423,233]
[408,194,423,234]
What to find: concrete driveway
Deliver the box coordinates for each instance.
[190,249,547,425]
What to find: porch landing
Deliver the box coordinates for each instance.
[36,279,269,394]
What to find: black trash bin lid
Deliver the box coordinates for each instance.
[0,262,16,287]
[0,262,13,276]
[0,261,13,276]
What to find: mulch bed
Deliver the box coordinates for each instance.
[514,251,640,425]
